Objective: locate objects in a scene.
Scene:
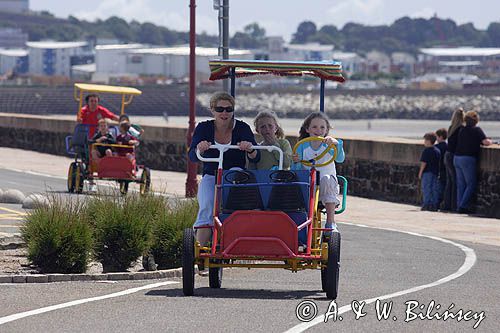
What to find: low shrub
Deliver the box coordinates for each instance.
[21,197,93,274]
[150,198,198,269]
[92,193,156,272]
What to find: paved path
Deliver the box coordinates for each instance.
[1,147,498,247]
[1,147,499,332]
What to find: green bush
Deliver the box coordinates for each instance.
[150,199,198,269]
[21,197,93,274]
[92,193,157,272]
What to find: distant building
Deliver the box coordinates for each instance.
[0,48,28,74]
[419,47,500,77]
[27,41,89,76]
[391,52,416,76]
[94,44,253,82]
[282,43,334,61]
[95,44,144,75]
[0,0,29,13]
[0,28,28,48]
[332,52,363,76]
[365,50,391,74]
[265,36,285,60]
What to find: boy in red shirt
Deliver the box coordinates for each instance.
[78,94,119,137]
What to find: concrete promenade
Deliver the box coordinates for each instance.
[0,147,498,247]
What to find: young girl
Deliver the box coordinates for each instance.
[249,111,292,170]
[116,121,138,160]
[292,112,345,231]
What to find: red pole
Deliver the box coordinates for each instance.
[186,0,198,197]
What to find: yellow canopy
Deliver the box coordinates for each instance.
[74,83,142,95]
[74,83,142,117]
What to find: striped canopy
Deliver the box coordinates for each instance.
[209,59,345,82]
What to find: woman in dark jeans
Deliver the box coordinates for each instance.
[442,108,464,211]
[454,111,492,214]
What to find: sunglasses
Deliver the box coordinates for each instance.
[214,106,234,113]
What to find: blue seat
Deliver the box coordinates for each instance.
[65,124,90,157]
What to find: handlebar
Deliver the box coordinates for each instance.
[196,144,284,169]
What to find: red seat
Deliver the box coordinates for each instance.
[97,156,136,179]
[221,211,298,257]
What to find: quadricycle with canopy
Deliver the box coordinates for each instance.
[183,60,347,299]
[65,83,151,195]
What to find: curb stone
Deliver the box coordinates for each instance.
[0,268,182,284]
[0,189,25,204]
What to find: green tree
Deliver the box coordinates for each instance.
[231,22,267,49]
[292,21,317,43]
[103,16,134,42]
[486,22,500,46]
[139,22,163,45]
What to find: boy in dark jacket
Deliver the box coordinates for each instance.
[418,132,441,211]
[435,128,448,209]
[90,118,115,158]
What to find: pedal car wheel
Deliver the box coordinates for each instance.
[325,232,341,300]
[67,162,76,193]
[321,267,327,292]
[209,264,223,288]
[119,181,129,195]
[139,167,151,195]
[74,163,85,194]
[182,228,195,296]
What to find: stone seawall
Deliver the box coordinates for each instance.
[2,113,499,218]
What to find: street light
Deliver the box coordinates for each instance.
[214,0,229,92]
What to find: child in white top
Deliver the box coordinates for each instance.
[292,112,345,230]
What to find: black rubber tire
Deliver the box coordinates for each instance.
[321,267,327,292]
[140,167,151,195]
[182,228,195,296]
[74,163,85,194]
[119,181,129,195]
[209,265,223,288]
[325,232,341,300]
[67,162,76,193]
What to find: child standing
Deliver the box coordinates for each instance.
[435,128,448,209]
[418,132,441,211]
[249,111,292,170]
[292,112,345,232]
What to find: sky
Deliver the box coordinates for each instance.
[31,0,493,41]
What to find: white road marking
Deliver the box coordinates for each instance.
[285,222,477,333]
[0,281,178,325]
[1,168,66,180]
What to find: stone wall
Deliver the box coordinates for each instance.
[1,113,499,218]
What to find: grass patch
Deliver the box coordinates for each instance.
[150,198,198,269]
[21,197,92,274]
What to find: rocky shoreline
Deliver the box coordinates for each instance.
[197,92,500,120]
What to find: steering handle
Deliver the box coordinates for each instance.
[196,144,284,169]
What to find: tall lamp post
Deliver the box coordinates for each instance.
[215,0,229,92]
[185,0,198,197]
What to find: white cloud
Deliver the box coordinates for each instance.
[74,0,217,34]
[327,0,384,27]
[410,7,436,20]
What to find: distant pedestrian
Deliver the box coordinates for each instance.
[435,128,448,209]
[443,108,464,212]
[454,111,493,214]
[418,132,441,211]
